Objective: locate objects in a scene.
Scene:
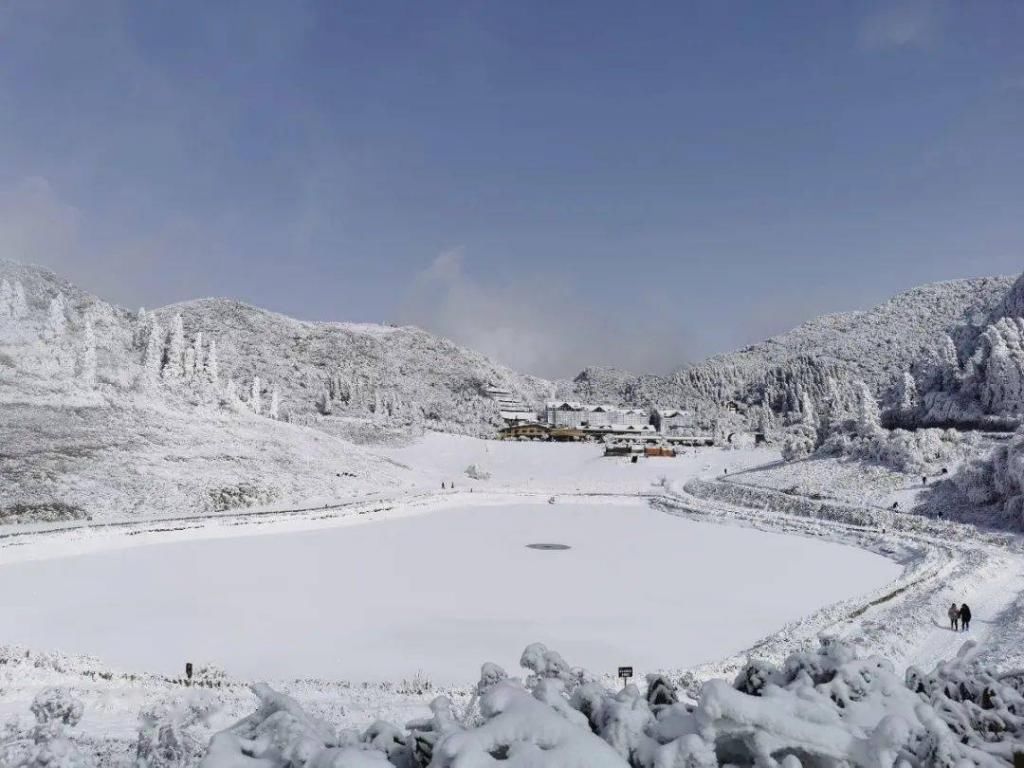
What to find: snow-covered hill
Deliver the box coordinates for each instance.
[561,275,1017,425]
[0,259,562,521]
[156,297,553,440]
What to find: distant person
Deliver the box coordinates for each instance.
[948,603,959,631]
[441,482,445,490]
[922,476,928,485]
[723,468,728,475]
[959,603,972,632]
[891,501,900,512]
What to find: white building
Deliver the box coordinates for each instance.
[544,402,651,430]
[484,385,537,426]
[652,408,695,434]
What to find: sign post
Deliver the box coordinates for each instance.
[618,666,633,687]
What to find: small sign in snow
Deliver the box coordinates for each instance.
[618,666,633,681]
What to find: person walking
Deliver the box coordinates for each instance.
[959,603,972,632]
[948,602,959,631]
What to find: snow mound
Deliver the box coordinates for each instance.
[164,639,1024,767]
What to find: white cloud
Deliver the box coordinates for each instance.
[858,1,945,51]
[398,248,693,379]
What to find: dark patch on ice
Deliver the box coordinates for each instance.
[526,543,571,551]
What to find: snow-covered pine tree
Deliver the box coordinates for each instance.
[855,381,882,436]
[12,281,28,319]
[0,279,12,319]
[800,390,817,429]
[163,314,185,380]
[204,338,219,386]
[897,372,919,415]
[142,319,163,386]
[134,308,148,349]
[317,387,333,415]
[250,376,262,415]
[224,378,238,402]
[183,345,196,382]
[269,386,280,420]
[45,293,67,339]
[192,332,205,379]
[80,319,97,388]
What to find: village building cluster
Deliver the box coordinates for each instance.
[484,386,715,450]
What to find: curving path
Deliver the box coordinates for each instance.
[659,476,1024,686]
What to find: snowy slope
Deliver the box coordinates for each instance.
[0,260,420,521]
[561,276,1015,417]
[156,297,553,439]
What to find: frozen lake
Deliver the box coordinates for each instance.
[1,501,901,683]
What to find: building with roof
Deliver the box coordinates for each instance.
[543,402,651,430]
[484,384,538,426]
[652,408,695,434]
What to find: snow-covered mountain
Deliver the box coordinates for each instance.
[560,275,1017,426]
[0,260,548,521]
[155,297,553,440]
[3,258,1023,521]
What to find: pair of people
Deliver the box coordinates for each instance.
[948,602,972,631]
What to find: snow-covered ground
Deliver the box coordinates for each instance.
[3,434,1024,764]
[0,495,898,685]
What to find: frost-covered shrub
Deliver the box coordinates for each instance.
[136,692,220,767]
[195,640,1024,768]
[199,683,350,767]
[207,483,279,512]
[520,642,584,692]
[951,428,1024,525]
[0,688,93,768]
[781,428,816,461]
[432,679,625,768]
[0,502,87,524]
[464,463,491,481]
[818,427,974,474]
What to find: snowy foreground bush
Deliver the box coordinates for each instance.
[952,428,1024,525]
[89,640,1019,768]
[0,687,94,767]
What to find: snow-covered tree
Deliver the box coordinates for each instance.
[11,281,28,319]
[45,293,67,339]
[269,385,280,420]
[133,308,148,349]
[192,332,205,378]
[163,314,185,380]
[250,376,262,415]
[80,320,97,388]
[317,387,333,415]
[0,279,12,319]
[142,319,163,386]
[204,338,219,386]
[183,345,196,382]
[799,390,817,430]
[896,371,918,415]
[855,381,882,436]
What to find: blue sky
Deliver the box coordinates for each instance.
[0,1,1022,377]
